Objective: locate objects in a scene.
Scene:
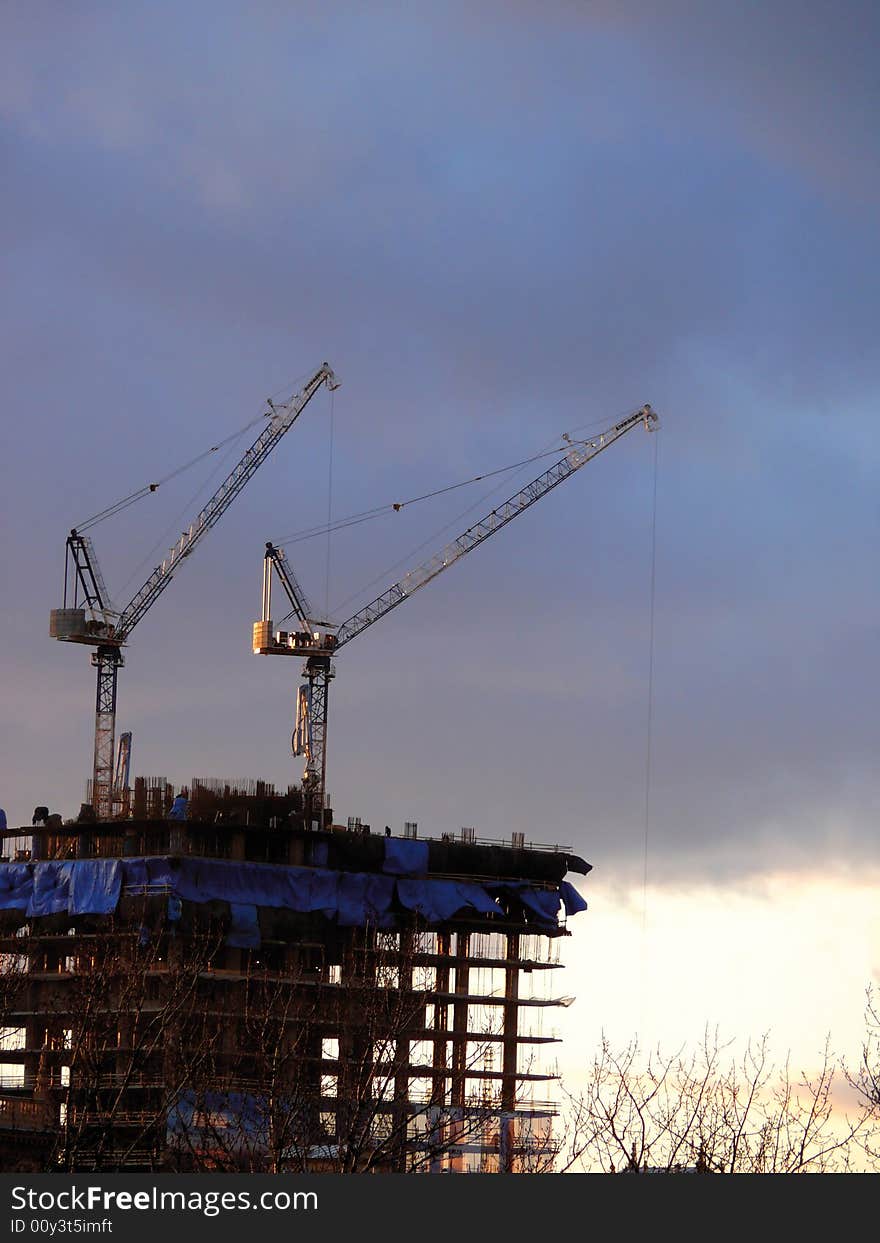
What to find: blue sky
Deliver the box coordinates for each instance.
[2,1,878,1061]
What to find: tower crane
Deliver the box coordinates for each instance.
[253,403,658,826]
[50,362,340,820]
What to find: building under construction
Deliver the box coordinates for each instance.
[5,369,654,1173]
[0,780,589,1173]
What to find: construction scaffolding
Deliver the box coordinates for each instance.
[0,786,588,1172]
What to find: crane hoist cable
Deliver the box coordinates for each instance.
[75,411,269,533]
[326,440,573,622]
[278,417,639,620]
[72,366,323,534]
[641,427,660,943]
[271,442,574,549]
[78,407,627,542]
[112,427,257,604]
[325,421,615,620]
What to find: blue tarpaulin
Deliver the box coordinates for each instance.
[69,858,121,916]
[396,879,500,922]
[518,887,561,924]
[0,856,585,936]
[0,863,33,911]
[226,903,260,949]
[338,872,396,927]
[29,862,73,917]
[121,857,177,893]
[310,868,339,917]
[167,1089,268,1147]
[560,881,588,916]
[175,858,296,909]
[382,838,429,876]
[488,881,561,926]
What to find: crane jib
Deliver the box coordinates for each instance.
[117,365,336,640]
[333,408,654,649]
[263,401,657,822]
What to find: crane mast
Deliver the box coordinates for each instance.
[255,543,337,826]
[51,362,339,819]
[254,403,658,820]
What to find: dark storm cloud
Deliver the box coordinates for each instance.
[1,2,877,883]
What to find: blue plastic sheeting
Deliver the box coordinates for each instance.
[560,881,588,916]
[227,903,260,948]
[397,879,500,923]
[167,1090,267,1147]
[489,882,561,926]
[168,796,188,822]
[0,857,587,933]
[382,838,429,876]
[174,858,300,909]
[69,859,122,916]
[310,868,340,917]
[121,857,177,893]
[337,872,396,927]
[0,864,33,911]
[29,862,74,916]
[515,887,561,925]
